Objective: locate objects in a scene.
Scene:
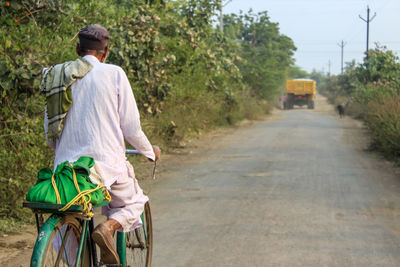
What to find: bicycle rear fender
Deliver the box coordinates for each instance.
[30,215,62,267]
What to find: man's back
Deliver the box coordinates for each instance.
[42,24,159,265]
[55,55,122,164]
[52,55,154,187]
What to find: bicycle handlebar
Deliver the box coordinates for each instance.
[126,149,157,180]
[126,149,140,155]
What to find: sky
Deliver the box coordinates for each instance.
[223,0,400,75]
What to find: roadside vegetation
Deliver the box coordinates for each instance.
[0,0,296,232]
[319,45,400,163]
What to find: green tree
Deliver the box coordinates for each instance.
[0,0,298,231]
[356,45,400,85]
[288,65,309,79]
[224,10,296,99]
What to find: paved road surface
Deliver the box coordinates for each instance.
[1,96,400,267]
[150,96,400,266]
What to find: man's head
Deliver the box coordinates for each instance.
[77,24,110,62]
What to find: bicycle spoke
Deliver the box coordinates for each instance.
[37,216,87,267]
[55,225,71,266]
[140,213,148,245]
[122,203,152,267]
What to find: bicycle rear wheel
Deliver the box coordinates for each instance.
[31,215,90,267]
[117,202,153,267]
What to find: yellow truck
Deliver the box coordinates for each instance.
[284,79,316,109]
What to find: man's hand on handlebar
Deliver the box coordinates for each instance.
[152,145,161,161]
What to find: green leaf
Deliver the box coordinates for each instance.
[21,73,30,79]
[5,39,11,49]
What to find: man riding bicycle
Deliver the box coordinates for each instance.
[42,24,160,265]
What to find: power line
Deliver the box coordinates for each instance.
[296,41,400,46]
[340,1,390,49]
[337,40,347,74]
[328,60,331,77]
[297,50,400,53]
[359,6,376,58]
[220,0,232,32]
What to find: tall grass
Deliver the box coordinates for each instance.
[364,91,400,159]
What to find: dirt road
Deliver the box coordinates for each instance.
[150,95,400,266]
[2,95,400,266]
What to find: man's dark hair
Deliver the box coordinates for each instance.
[78,24,110,54]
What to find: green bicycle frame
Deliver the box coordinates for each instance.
[31,215,62,266]
[116,212,148,266]
[30,214,89,267]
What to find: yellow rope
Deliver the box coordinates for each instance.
[51,173,61,204]
[71,164,81,193]
[50,165,111,217]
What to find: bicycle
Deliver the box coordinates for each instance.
[23,149,153,267]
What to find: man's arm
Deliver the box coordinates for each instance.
[117,68,156,161]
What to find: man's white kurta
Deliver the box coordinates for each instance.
[44,55,154,231]
[46,55,155,185]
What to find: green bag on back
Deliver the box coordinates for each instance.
[26,156,109,207]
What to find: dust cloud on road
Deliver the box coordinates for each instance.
[150,95,400,266]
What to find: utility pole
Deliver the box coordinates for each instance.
[359,6,376,58]
[220,0,232,33]
[328,60,331,77]
[337,40,347,74]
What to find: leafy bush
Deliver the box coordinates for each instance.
[321,45,400,161]
[364,89,400,159]
[0,0,296,232]
[0,0,118,231]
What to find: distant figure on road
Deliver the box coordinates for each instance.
[337,104,344,118]
[282,94,288,110]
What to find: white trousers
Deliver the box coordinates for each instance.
[101,164,149,232]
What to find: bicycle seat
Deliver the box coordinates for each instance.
[23,201,109,213]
